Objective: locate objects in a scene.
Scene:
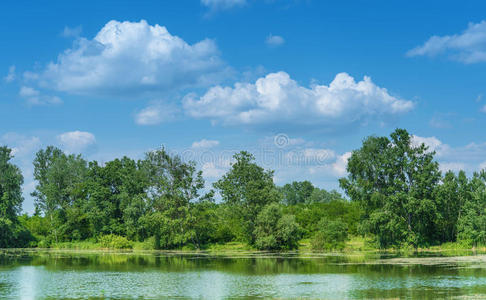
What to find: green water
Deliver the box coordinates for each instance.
[2,250,486,299]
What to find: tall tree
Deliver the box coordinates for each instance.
[280,181,314,205]
[32,146,87,242]
[83,157,148,238]
[214,151,280,244]
[340,129,441,248]
[0,146,23,222]
[140,148,204,249]
[457,171,486,246]
[434,170,470,243]
[0,146,26,248]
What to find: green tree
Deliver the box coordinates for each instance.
[457,171,486,246]
[308,188,343,204]
[340,129,441,248]
[0,146,23,222]
[253,203,301,250]
[311,218,348,251]
[434,170,470,243]
[214,151,280,244]
[32,146,88,243]
[280,181,314,205]
[83,157,149,238]
[140,148,204,249]
[0,146,29,247]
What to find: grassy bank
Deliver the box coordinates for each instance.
[35,236,486,258]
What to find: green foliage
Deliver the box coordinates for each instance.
[9,129,486,252]
[0,146,32,248]
[0,146,24,222]
[253,203,301,250]
[434,170,470,243]
[214,151,280,245]
[139,148,204,249]
[280,181,314,205]
[283,200,361,238]
[280,181,344,205]
[456,171,486,246]
[98,234,133,249]
[340,129,441,248]
[311,218,348,251]
[308,188,343,204]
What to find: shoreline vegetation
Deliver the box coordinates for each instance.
[2,128,486,256]
[28,238,486,253]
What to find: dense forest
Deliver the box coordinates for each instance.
[1,128,486,251]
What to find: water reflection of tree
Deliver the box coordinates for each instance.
[0,251,480,280]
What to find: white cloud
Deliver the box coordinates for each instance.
[410,135,486,173]
[201,162,227,178]
[331,152,351,176]
[201,0,246,11]
[4,65,15,82]
[192,139,220,149]
[407,20,486,63]
[57,131,96,153]
[184,71,414,128]
[19,86,62,105]
[30,20,228,97]
[135,102,177,125]
[411,135,450,156]
[286,148,336,165]
[1,133,41,158]
[440,162,467,173]
[61,25,82,38]
[19,86,40,98]
[266,34,285,47]
[480,161,486,170]
[306,151,351,177]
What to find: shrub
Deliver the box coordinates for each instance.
[311,218,348,251]
[253,203,301,250]
[98,234,133,249]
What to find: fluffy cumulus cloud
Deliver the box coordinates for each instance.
[411,135,450,156]
[307,151,351,177]
[57,131,96,153]
[135,102,178,125]
[184,71,414,128]
[407,20,486,63]
[266,34,285,47]
[30,20,227,97]
[192,139,220,149]
[201,0,246,11]
[331,152,352,176]
[411,135,486,173]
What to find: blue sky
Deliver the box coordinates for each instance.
[2,0,486,213]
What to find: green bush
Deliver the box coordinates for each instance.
[133,237,157,250]
[311,218,348,251]
[253,203,301,250]
[98,234,133,249]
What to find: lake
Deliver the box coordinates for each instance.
[1,250,486,299]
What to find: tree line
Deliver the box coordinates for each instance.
[1,128,486,250]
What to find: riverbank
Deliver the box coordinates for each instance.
[10,236,486,259]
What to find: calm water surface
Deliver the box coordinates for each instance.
[1,250,486,299]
